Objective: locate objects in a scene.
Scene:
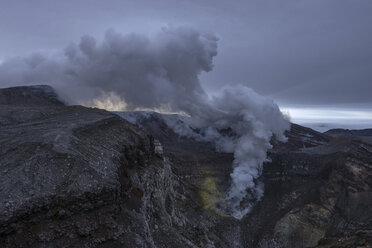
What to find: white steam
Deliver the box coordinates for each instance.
[186,86,288,218]
[0,26,289,218]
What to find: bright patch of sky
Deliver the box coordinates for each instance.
[282,107,372,132]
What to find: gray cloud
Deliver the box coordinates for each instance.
[0,26,289,218]
[0,27,217,110]
[1,0,371,107]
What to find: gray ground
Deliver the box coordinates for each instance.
[1,85,372,247]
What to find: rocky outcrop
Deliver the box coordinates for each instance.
[0,85,64,106]
[120,111,372,248]
[0,86,214,247]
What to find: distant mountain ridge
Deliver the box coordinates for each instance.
[325,128,372,136]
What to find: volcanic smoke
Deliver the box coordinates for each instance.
[0,27,289,218]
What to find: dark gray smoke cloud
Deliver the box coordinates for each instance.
[0,27,217,111]
[0,27,289,218]
[1,0,372,108]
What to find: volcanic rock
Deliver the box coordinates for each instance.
[1,85,372,248]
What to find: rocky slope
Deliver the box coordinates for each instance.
[325,128,372,145]
[118,111,372,248]
[0,86,215,247]
[1,85,372,248]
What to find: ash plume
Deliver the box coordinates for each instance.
[0,26,289,218]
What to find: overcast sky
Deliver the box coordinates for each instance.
[1,0,371,118]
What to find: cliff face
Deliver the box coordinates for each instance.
[0,86,203,247]
[119,111,372,248]
[1,86,372,248]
